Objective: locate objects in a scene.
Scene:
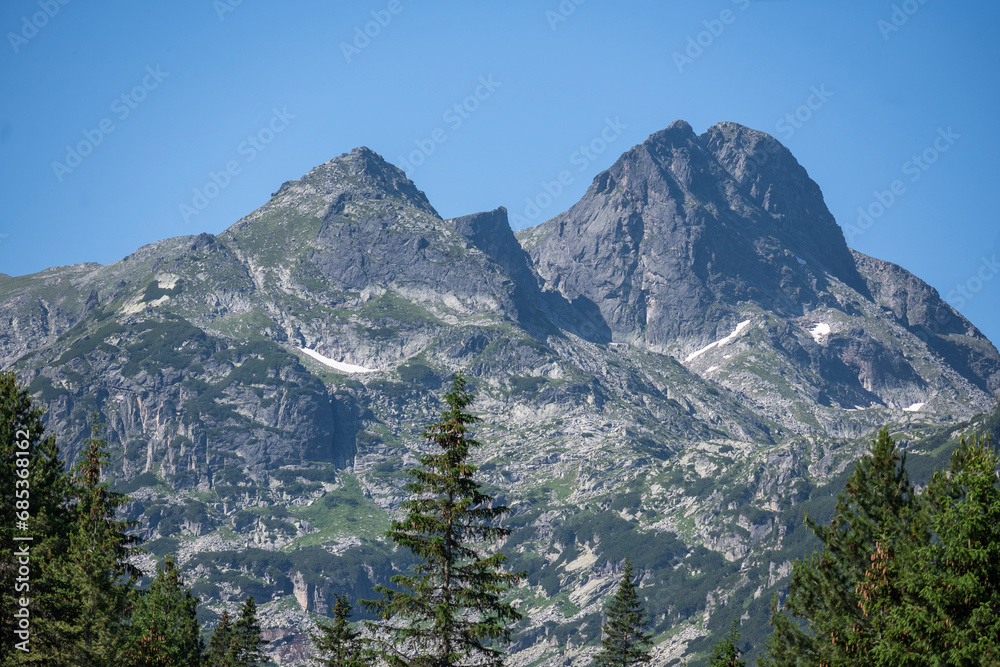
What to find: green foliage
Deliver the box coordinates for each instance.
[765,428,914,665]
[56,320,124,365]
[763,426,1000,665]
[362,373,523,666]
[311,595,368,667]
[122,317,211,377]
[0,371,76,665]
[397,360,440,388]
[707,620,745,667]
[119,555,202,666]
[983,399,1000,443]
[62,419,145,664]
[854,434,1000,665]
[506,375,547,396]
[551,511,684,573]
[232,596,269,665]
[594,556,652,667]
[203,610,235,667]
[203,597,269,667]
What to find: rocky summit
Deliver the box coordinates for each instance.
[3,121,998,665]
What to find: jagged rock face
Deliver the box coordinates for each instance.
[522,121,999,435]
[221,147,524,326]
[852,250,1000,395]
[2,123,999,666]
[701,122,864,291]
[524,120,865,349]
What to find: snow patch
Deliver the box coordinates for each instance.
[707,366,719,372]
[809,322,831,343]
[299,348,376,373]
[685,320,752,362]
[903,402,925,413]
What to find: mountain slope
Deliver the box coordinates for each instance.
[2,122,998,666]
[520,121,999,438]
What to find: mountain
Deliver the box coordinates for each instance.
[521,121,997,439]
[3,122,998,665]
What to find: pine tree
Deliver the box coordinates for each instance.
[765,428,915,665]
[363,373,523,667]
[204,610,236,667]
[232,596,268,666]
[707,620,745,667]
[311,594,367,667]
[119,555,202,666]
[594,556,652,667]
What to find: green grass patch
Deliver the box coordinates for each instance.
[287,474,390,547]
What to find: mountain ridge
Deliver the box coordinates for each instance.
[2,120,998,666]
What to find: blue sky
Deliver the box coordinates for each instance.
[2,1,998,345]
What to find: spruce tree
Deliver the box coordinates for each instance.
[119,555,202,666]
[59,419,144,666]
[856,433,1000,665]
[594,556,652,667]
[765,427,915,665]
[363,373,523,667]
[311,594,367,667]
[203,610,236,667]
[0,371,75,665]
[707,620,745,667]
[232,596,268,666]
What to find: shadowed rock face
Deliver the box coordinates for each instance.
[525,120,870,350]
[522,121,998,427]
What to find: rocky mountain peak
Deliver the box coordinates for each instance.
[700,122,861,288]
[268,146,438,218]
[4,118,1000,667]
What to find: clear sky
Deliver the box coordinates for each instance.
[2,1,998,345]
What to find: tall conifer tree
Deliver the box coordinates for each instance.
[311,594,367,667]
[363,373,523,667]
[120,555,202,666]
[0,371,75,665]
[856,434,1000,665]
[203,611,236,667]
[763,428,915,665]
[232,596,268,666]
[594,556,652,667]
[59,419,144,666]
[707,620,745,667]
